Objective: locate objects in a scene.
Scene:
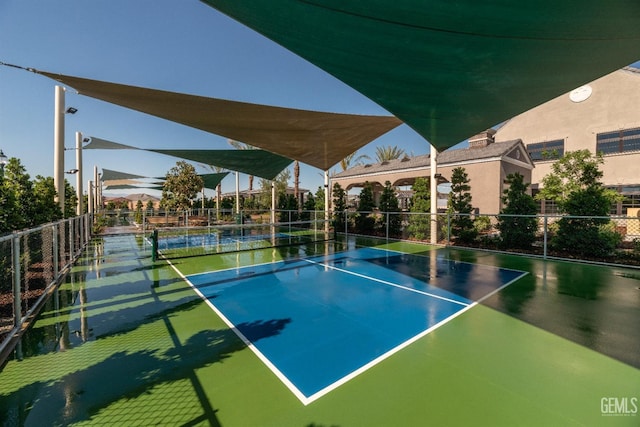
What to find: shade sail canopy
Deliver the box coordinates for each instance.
[202,0,640,149]
[85,137,138,151]
[101,168,148,181]
[85,136,289,181]
[149,149,292,181]
[199,172,229,190]
[104,184,163,190]
[38,71,402,170]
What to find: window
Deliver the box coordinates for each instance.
[527,139,564,161]
[596,127,640,155]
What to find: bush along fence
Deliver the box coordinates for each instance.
[334,210,640,266]
[0,214,92,361]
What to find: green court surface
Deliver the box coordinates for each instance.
[0,234,638,426]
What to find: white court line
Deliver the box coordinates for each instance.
[163,255,311,404]
[302,258,470,307]
[163,246,527,406]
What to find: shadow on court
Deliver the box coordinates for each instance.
[0,317,292,426]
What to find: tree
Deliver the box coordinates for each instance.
[278,193,298,222]
[378,181,401,237]
[332,182,347,231]
[293,160,300,210]
[538,150,622,257]
[161,161,204,211]
[375,145,405,163]
[339,150,371,171]
[497,173,538,249]
[407,177,430,240]
[314,186,325,212]
[355,182,376,234]
[2,158,36,229]
[535,150,619,209]
[64,180,78,219]
[0,180,17,234]
[300,191,315,223]
[448,167,477,243]
[134,200,144,224]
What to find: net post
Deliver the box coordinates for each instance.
[151,229,158,262]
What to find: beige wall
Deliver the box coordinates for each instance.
[332,157,532,215]
[495,68,640,187]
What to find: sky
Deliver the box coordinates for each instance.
[0,0,439,199]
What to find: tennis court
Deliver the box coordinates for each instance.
[0,233,638,426]
[184,247,526,404]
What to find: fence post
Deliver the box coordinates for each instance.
[345,210,348,237]
[152,229,158,263]
[12,235,21,326]
[386,212,390,241]
[69,218,75,260]
[52,224,59,280]
[543,215,548,260]
[446,213,451,245]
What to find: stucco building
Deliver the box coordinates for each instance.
[331,132,534,215]
[494,66,640,215]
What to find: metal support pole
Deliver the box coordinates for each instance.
[235,171,240,215]
[324,170,330,234]
[271,181,276,224]
[151,229,158,262]
[76,132,83,215]
[543,215,548,259]
[88,180,94,215]
[12,235,21,325]
[430,144,438,244]
[94,166,99,213]
[54,86,65,215]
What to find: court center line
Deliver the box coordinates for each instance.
[302,258,469,307]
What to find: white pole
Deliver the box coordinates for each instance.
[94,166,99,212]
[430,144,438,244]
[88,180,94,214]
[54,86,65,215]
[235,171,240,215]
[76,132,83,216]
[271,181,276,224]
[324,170,330,234]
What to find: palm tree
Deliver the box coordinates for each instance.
[339,150,371,171]
[375,145,405,162]
[227,139,256,191]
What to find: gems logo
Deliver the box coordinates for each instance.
[601,397,638,416]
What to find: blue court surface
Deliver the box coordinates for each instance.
[186,247,527,404]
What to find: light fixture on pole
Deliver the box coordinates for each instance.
[65,107,78,115]
[0,149,8,179]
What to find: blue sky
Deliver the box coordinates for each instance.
[0,0,435,198]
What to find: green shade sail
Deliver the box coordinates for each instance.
[101,167,149,181]
[201,0,640,149]
[150,149,292,181]
[38,71,401,170]
[199,172,229,190]
[104,184,163,190]
[86,136,287,181]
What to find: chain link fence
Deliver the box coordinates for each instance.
[334,210,640,266]
[0,214,92,358]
